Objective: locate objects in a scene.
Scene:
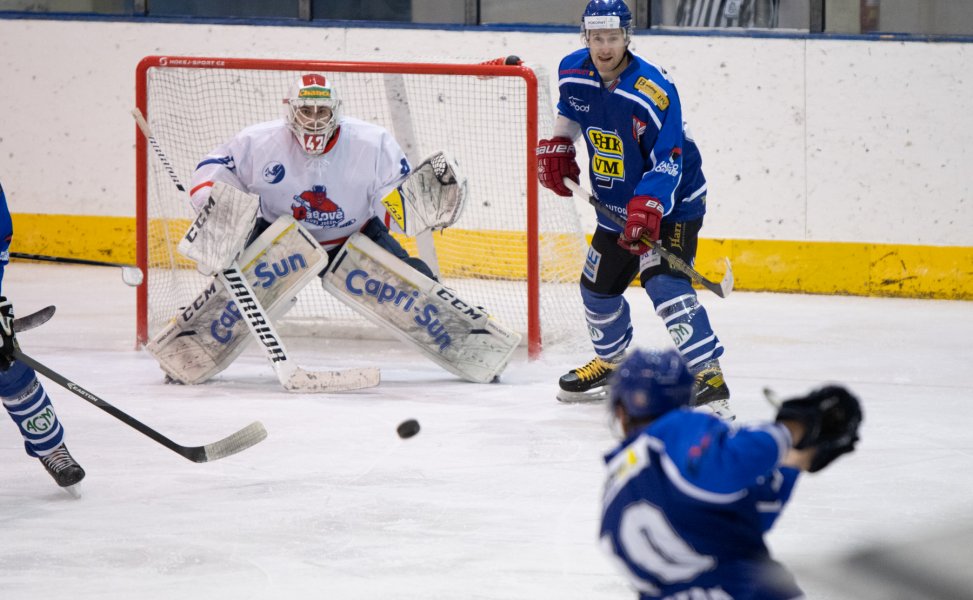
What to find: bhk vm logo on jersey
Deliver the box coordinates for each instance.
[586,127,625,183]
[291,185,345,227]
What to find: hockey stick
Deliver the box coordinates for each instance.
[12,305,56,333]
[11,252,143,286]
[12,349,267,462]
[132,108,380,392]
[219,264,380,392]
[564,179,734,298]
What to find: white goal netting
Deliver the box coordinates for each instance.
[137,57,590,355]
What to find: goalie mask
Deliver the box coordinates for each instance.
[284,74,342,156]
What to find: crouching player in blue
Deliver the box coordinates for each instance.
[0,180,85,493]
[538,0,730,418]
[599,349,862,599]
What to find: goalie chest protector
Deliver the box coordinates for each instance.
[321,233,521,383]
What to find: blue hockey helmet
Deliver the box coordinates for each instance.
[582,0,633,37]
[609,349,694,421]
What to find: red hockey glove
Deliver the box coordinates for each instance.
[536,137,580,197]
[617,195,663,255]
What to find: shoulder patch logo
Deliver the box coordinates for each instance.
[634,77,669,110]
[262,162,285,184]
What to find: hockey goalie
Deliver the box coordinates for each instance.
[146,73,520,390]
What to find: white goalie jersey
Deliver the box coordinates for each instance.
[190,117,412,251]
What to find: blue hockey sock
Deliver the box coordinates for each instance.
[580,286,632,360]
[1,361,65,457]
[644,275,724,371]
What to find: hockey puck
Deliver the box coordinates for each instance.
[505,55,522,65]
[397,419,421,439]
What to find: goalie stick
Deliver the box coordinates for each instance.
[13,349,266,462]
[13,305,56,333]
[11,252,143,287]
[218,263,380,392]
[563,178,734,298]
[132,108,379,392]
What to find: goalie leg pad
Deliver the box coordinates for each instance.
[359,217,435,280]
[321,233,521,383]
[147,216,329,384]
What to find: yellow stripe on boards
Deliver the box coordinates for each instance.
[11,213,137,264]
[10,213,972,300]
[698,240,973,299]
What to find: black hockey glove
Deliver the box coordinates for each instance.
[776,385,862,473]
[0,296,17,371]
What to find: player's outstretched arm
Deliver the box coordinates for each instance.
[776,385,863,473]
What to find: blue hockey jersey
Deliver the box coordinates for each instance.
[0,181,11,295]
[600,410,804,599]
[557,48,707,231]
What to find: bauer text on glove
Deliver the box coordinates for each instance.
[536,137,580,197]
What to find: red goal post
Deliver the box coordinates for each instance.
[135,55,587,359]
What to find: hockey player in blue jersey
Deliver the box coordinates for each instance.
[0,180,85,493]
[600,349,862,599]
[537,0,731,418]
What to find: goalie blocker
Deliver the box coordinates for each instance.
[322,233,521,383]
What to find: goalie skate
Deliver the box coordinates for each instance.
[556,356,622,403]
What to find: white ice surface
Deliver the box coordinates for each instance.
[1,264,971,599]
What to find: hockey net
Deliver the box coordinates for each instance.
[135,56,589,358]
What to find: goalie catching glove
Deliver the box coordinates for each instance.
[776,385,862,473]
[384,151,468,237]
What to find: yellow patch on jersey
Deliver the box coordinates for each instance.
[381,188,407,231]
[634,77,669,110]
[592,155,624,179]
[586,128,624,156]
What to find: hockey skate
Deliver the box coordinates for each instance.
[39,443,86,494]
[557,356,621,403]
[691,359,735,421]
